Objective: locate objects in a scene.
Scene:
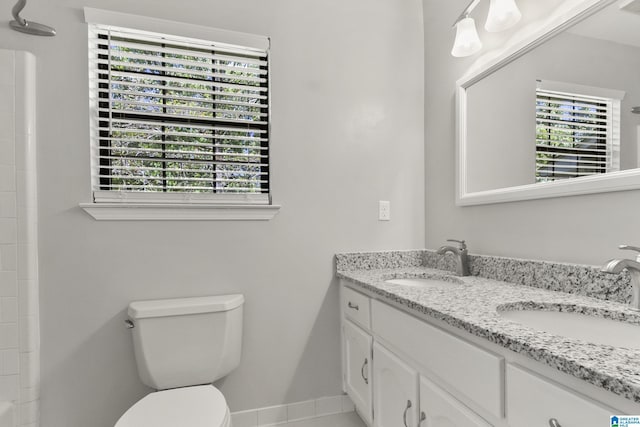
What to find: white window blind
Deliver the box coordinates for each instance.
[535,87,620,183]
[88,24,270,205]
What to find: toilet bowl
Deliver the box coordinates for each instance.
[115,385,230,427]
[115,295,244,427]
[115,385,231,427]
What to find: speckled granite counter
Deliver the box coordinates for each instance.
[336,250,640,405]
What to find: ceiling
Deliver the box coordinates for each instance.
[568,0,640,48]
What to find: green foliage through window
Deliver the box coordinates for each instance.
[91,26,270,195]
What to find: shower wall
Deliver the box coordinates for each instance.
[0,49,40,427]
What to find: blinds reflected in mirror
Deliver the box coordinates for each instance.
[535,86,620,183]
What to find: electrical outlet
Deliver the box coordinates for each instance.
[378,200,391,221]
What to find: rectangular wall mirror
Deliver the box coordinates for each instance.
[456,0,640,205]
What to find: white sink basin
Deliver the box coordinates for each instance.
[385,277,464,288]
[498,308,640,349]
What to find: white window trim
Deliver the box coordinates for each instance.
[80,9,279,221]
[83,8,269,51]
[537,80,625,101]
[79,203,281,221]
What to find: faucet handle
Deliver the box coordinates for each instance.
[447,239,467,250]
[620,245,640,261]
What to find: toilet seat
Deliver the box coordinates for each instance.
[114,385,230,427]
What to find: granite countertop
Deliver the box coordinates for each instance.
[337,265,640,404]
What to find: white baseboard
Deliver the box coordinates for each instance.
[231,394,355,427]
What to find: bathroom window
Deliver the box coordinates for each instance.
[87,19,272,210]
[535,80,622,183]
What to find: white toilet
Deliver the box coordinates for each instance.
[115,294,245,427]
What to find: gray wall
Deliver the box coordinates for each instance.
[466,61,536,192]
[424,0,640,267]
[0,1,424,426]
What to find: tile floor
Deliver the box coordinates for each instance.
[279,412,366,427]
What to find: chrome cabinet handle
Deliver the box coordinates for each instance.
[549,419,561,427]
[347,302,359,310]
[361,358,368,384]
[418,411,426,426]
[403,400,412,427]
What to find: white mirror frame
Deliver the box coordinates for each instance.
[455,0,640,206]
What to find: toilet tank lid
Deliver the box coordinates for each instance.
[128,294,244,319]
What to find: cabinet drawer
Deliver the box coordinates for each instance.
[371,299,504,419]
[342,286,371,329]
[507,364,615,427]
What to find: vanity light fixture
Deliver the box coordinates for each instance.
[485,0,522,32]
[451,16,482,57]
[451,0,522,58]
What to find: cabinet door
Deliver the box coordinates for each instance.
[373,342,419,427]
[343,319,373,424]
[419,376,492,427]
[372,299,503,419]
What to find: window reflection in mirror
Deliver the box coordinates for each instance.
[535,80,622,183]
[464,0,640,194]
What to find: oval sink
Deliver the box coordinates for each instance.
[385,276,464,288]
[498,308,640,349]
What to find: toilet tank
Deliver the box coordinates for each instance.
[127,294,244,390]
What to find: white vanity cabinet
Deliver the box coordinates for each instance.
[343,319,373,424]
[372,342,419,427]
[341,285,493,427]
[342,286,371,329]
[371,298,504,420]
[506,364,615,427]
[340,282,640,427]
[420,376,492,427]
[341,286,373,424]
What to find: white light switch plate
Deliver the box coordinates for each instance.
[379,200,390,221]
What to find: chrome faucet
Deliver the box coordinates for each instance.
[437,239,470,276]
[601,245,640,310]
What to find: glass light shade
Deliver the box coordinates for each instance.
[451,17,482,58]
[484,0,522,32]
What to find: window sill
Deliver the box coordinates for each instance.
[79,203,281,221]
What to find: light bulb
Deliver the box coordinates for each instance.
[485,0,522,32]
[451,17,482,58]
